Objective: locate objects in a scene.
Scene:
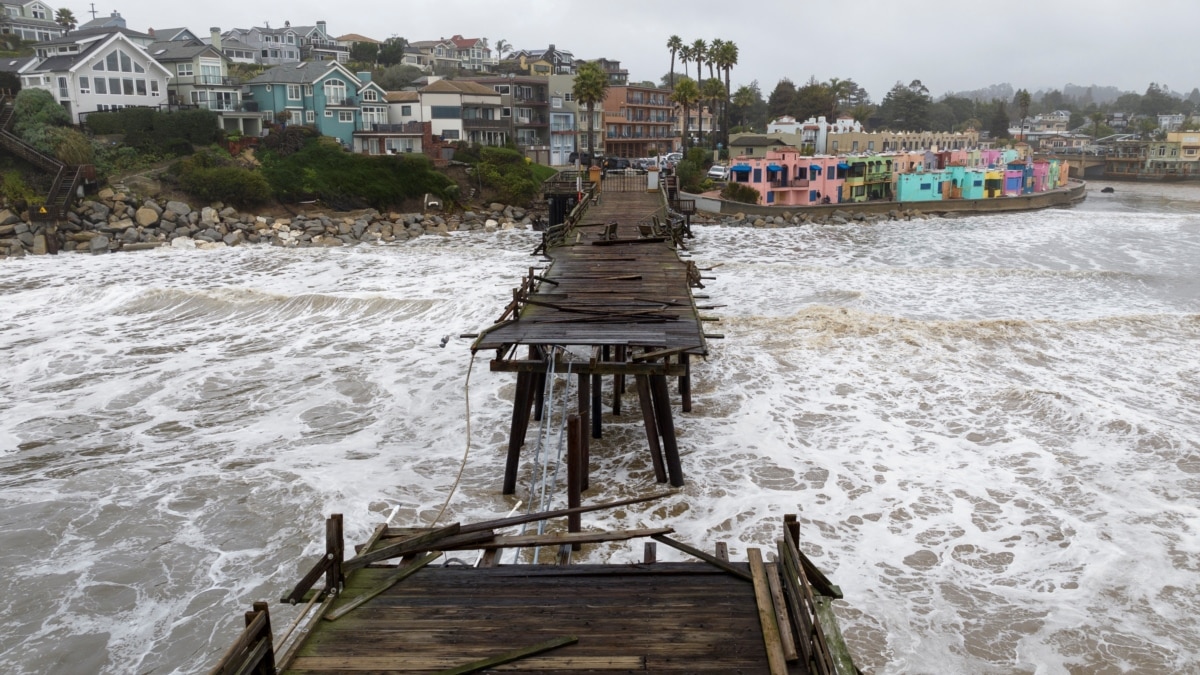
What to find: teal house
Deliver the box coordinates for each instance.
[896,169,946,202]
[246,61,388,147]
[946,166,986,200]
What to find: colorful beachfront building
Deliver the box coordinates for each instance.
[727,149,846,205]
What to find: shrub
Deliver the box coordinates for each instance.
[12,88,70,141]
[720,181,761,205]
[1,170,40,207]
[47,127,94,165]
[472,146,547,205]
[259,124,318,157]
[179,165,272,207]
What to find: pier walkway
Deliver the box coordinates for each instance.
[472,173,710,492]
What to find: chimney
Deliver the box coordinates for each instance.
[210,27,222,51]
[317,20,327,35]
[357,71,371,84]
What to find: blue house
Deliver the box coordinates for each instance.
[896,169,946,202]
[245,61,388,147]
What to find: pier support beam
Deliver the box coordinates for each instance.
[679,353,692,413]
[635,374,668,484]
[577,372,590,491]
[650,374,684,487]
[502,371,536,495]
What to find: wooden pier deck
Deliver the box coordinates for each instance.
[213,508,857,675]
[473,175,711,493]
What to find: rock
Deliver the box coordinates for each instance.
[165,200,191,216]
[0,223,14,236]
[219,206,238,219]
[195,240,227,250]
[171,236,196,249]
[160,220,177,234]
[89,235,110,253]
[200,206,219,225]
[123,242,164,251]
[137,206,160,227]
[31,234,47,255]
[17,231,34,247]
[120,227,140,242]
[98,187,115,201]
[223,231,244,246]
[489,202,505,213]
[0,209,19,225]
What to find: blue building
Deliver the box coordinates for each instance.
[246,61,387,147]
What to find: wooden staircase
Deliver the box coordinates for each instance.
[0,92,88,221]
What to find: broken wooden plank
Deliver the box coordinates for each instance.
[433,636,577,675]
[748,548,788,675]
[342,523,461,571]
[650,534,751,582]
[324,552,441,622]
[766,563,800,662]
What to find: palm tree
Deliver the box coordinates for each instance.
[690,39,706,84]
[672,78,700,151]
[827,77,851,120]
[707,39,723,81]
[1015,89,1032,141]
[732,85,755,130]
[1091,111,1106,141]
[702,78,724,149]
[495,39,513,60]
[678,44,693,89]
[54,8,76,32]
[573,61,610,168]
[714,40,738,146]
[666,35,682,90]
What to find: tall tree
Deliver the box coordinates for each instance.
[54,7,76,31]
[572,61,610,168]
[690,39,706,84]
[678,44,693,90]
[666,35,682,90]
[878,79,932,131]
[701,77,724,148]
[1014,88,1031,140]
[495,39,512,60]
[989,99,1011,139]
[1091,110,1106,140]
[826,77,850,120]
[714,40,738,147]
[707,39,722,80]
[672,77,700,151]
[732,84,756,130]
[349,41,379,64]
[793,78,834,123]
[376,37,409,68]
[767,78,797,121]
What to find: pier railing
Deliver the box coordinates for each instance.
[208,602,275,675]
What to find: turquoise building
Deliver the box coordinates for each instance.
[246,61,388,147]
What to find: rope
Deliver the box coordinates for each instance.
[428,352,476,527]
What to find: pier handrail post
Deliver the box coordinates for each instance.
[326,514,344,594]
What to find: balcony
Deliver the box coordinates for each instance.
[550,123,575,133]
[770,178,809,189]
[325,97,358,107]
[362,122,427,135]
[515,115,548,127]
[463,118,508,130]
[196,75,242,86]
[866,171,892,183]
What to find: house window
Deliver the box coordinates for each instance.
[325,110,333,117]
[401,105,412,116]
[287,84,301,100]
[135,80,146,95]
[109,77,120,94]
[442,129,460,140]
[304,85,312,95]
[119,51,132,72]
[362,90,377,102]
[502,107,511,118]
[151,80,159,96]
[493,84,509,95]
[324,79,347,105]
[79,76,89,93]
[306,110,315,123]
[338,110,353,123]
[94,78,107,94]
[122,78,133,95]
[178,63,193,77]
[431,106,460,119]
[106,52,118,71]
[93,60,104,71]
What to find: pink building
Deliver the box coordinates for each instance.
[1032,161,1050,192]
[728,149,847,206]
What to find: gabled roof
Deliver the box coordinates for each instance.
[0,56,36,73]
[385,91,419,103]
[37,26,152,45]
[147,39,222,62]
[247,60,360,86]
[148,27,195,42]
[448,35,483,49]
[336,33,380,44]
[24,31,173,78]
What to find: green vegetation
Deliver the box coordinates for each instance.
[12,89,70,154]
[1,170,43,207]
[720,181,760,205]
[573,61,610,168]
[469,146,550,206]
[259,136,456,210]
[171,147,272,208]
[85,107,220,153]
[675,147,709,192]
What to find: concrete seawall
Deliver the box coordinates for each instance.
[686,180,1087,218]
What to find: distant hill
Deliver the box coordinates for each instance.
[941,83,1014,102]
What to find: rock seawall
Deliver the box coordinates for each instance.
[0,190,537,257]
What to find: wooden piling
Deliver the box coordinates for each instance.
[577,372,590,491]
[325,514,343,595]
[650,373,684,487]
[635,374,667,483]
[591,373,602,439]
[680,353,692,413]
[503,371,533,495]
[567,414,582,551]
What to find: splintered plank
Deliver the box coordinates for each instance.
[748,548,788,675]
[433,636,577,675]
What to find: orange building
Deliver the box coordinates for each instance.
[602,85,676,157]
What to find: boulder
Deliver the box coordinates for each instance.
[31,234,47,255]
[89,235,110,253]
[135,207,159,227]
[0,209,19,225]
[171,236,196,249]
[166,200,192,216]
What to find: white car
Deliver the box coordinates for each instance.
[707,165,729,181]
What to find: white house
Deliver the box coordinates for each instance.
[0,0,63,43]
[20,29,172,123]
[768,115,862,154]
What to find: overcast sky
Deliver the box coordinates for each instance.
[97,0,1195,101]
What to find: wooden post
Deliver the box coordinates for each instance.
[715,541,729,562]
[531,347,545,423]
[325,514,343,595]
[503,371,533,495]
[650,373,684,487]
[567,414,582,551]
[784,514,800,553]
[245,601,275,675]
[577,372,590,491]
[635,374,667,483]
[591,373,602,439]
[679,353,692,413]
[748,548,789,675]
[643,541,657,564]
[613,345,627,414]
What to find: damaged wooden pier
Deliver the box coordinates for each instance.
[211,497,858,675]
[472,172,713,493]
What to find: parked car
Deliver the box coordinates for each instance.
[706,165,729,181]
[603,157,646,174]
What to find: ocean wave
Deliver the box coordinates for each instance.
[111,287,442,323]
